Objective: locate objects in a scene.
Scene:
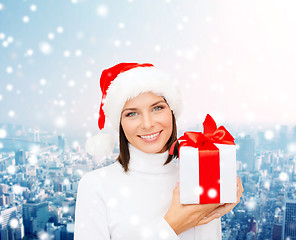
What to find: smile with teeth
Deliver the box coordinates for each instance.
[139,131,161,139]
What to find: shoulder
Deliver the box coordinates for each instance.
[78,161,123,187]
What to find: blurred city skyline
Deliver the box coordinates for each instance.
[1,0,296,141]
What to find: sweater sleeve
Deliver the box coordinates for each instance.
[74,172,110,240]
[145,217,180,240]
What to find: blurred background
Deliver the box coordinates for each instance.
[0,0,296,239]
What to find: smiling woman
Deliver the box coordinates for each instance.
[74,63,243,240]
[121,92,173,154]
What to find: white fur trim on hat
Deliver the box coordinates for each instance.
[102,66,183,131]
[85,133,115,157]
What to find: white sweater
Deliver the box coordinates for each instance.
[74,144,222,240]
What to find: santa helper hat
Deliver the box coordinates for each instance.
[85,62,183,157]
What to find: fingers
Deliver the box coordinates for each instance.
[197,212,221,226]
[236,176,244,202]
[172,182,180,205]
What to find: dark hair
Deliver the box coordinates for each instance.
[116,111,179,172]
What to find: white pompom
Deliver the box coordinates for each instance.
[85,133,115,157]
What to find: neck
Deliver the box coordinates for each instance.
[127,143,177,174]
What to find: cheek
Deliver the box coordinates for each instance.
[121,119,136,139]
[161,112,173,131]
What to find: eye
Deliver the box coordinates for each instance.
[125,112,137,117]
[153,105,164,111]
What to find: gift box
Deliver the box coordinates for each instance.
[170,114,237,204]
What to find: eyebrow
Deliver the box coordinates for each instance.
[121,100,166,114]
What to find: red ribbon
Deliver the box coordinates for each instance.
[169,114,235,203]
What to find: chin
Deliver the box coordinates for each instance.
[137,143,167,154]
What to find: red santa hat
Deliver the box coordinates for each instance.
[85,62,183,157]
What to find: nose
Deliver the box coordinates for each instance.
[141,112,155,129]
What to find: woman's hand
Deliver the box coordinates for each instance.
[164,182,220,235]
[197,176,244,226]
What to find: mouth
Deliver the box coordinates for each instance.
[138,130,162,141]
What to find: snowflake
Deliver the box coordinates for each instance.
[177,23,183,30]
[130,215,139,225]
[30,145,40,154]
[194,186,204,195]
[72,0,78,3]
[59,100,65,107]
[13,185,22,194]
[7,165,16,174]
[0,33,5,39]
[85,71,93,78]
[0,143,3,149]
[107,198,118,208]
[57,26,64,33]
[75,169,83,177]
[246,112,256,122]
[39,42,52,55]
[288,142,296,153]
[2,41,8,47]
[85,131,92,138]
[6,66,13,74]
[245,198,256,210]
[0,129,7,138]
[63,178,70,185]
[118,22,125,29]
[159,229,170,239]
[9,218,18,229]
[30,4,37,11]
[154,45,161,52]
[54,116,66,128]
[206,16,213,23]
[8,110,15,117]
[25,49,34,56]
[97,5,108,17]
[7,36,13,43]
[28,155,38,165]
[38,231,50,240]
[264,130,274,140]
[279,172,288,181]
[114,40,121,47]
[68,80,75,87]
[76,31,84,39]
[208,188,217,198]
[75,49,82,56]
[0,3,3,10]
[23,16,30,23]
[64,50,71,57]
[40,78,47,85]
[120,185,131,197]
[126,40,131,46]
[264,181,270,189]
[48,33,55,40]
[63,206,69,213]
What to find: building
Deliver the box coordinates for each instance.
[236,135,256,172]
[282,200,296,240]
[58,136,66,153]
[22,201,49,235]
[15,150,25,165]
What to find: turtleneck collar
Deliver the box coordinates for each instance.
[127,143,177,174]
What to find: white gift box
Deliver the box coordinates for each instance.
[179,143,237,204]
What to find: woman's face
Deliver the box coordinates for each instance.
[121,92,173,154]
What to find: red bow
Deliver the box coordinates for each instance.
[169,114,235,155]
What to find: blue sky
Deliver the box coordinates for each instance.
[1,0,296,141]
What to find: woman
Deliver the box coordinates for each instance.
[74,63,244,239]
